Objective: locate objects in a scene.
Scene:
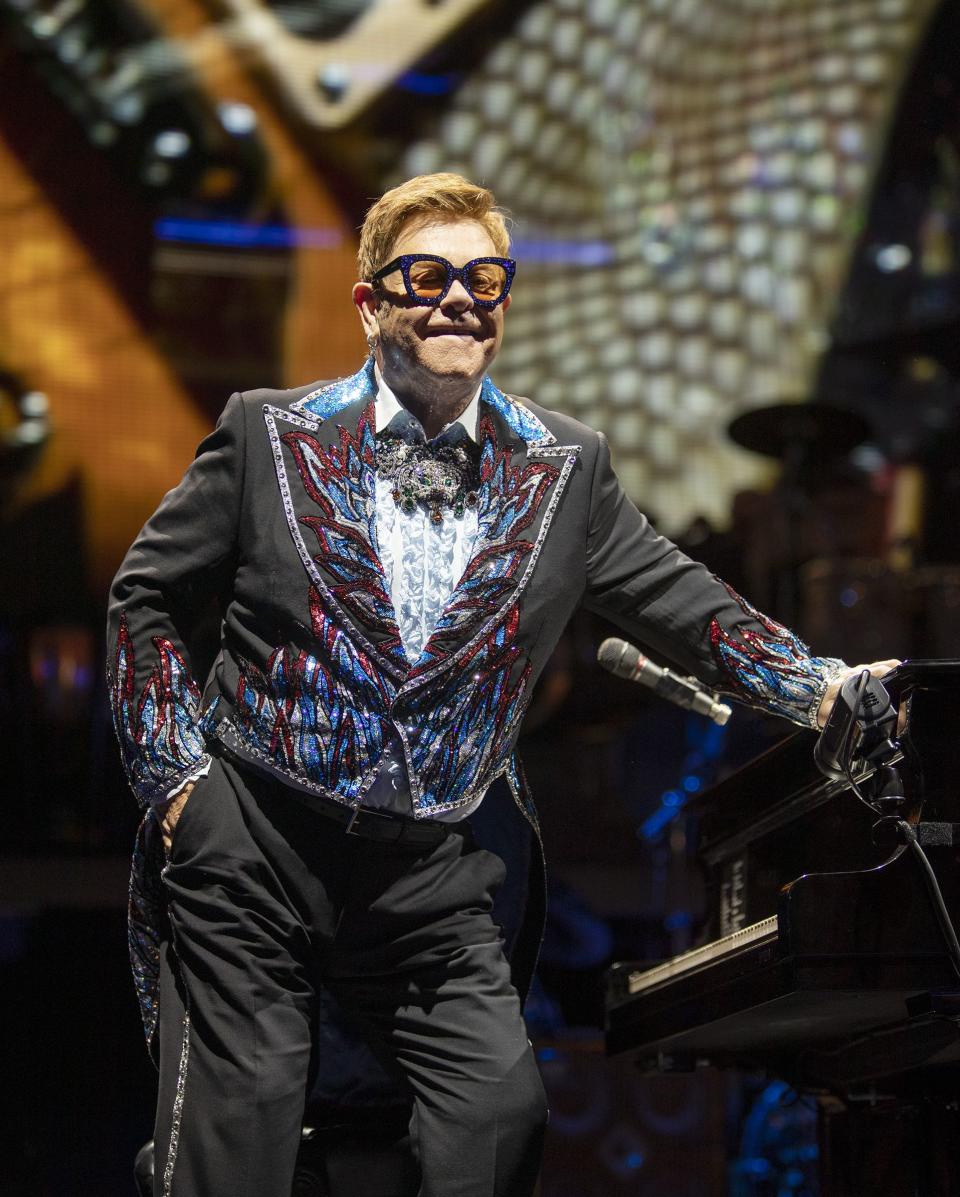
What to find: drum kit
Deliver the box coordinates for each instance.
[726,400,960,662]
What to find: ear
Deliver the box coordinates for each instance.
[352,282,380,341]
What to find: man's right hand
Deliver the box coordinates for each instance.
[155,783,195,856]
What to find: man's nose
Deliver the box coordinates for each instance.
[441,277,475,311]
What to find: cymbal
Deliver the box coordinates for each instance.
[728,402,871,460]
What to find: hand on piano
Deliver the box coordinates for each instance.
[815,660,903,730]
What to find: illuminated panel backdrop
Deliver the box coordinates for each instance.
[397,0,938,531]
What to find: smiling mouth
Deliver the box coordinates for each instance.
[426,327,483,337]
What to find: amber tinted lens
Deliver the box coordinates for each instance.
[467,262,507,300]
[407,260,449,298]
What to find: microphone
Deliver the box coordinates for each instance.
[597,637,733,726]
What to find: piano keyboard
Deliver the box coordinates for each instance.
[624,915,780,996]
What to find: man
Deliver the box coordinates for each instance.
[108,172,896,1197]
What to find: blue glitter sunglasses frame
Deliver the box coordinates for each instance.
[371,254,516,309]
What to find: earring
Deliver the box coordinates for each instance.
[366,334,379,350]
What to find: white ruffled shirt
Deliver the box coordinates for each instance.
[366,370,484,819]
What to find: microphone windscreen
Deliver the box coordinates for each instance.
[597,637,641,680]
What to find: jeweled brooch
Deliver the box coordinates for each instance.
[376,435,480,524]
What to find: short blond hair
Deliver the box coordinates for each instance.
[357,173,510,281]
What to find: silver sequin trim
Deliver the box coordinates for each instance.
[215,718,382,808]
[162,1011,191,1197]
[805,660,849,729]
[528,444,581,459]
[158,756,212,805]
[505,757,541,837]
[218,717,499,820]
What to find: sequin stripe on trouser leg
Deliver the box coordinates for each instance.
[155,755,321,1196]
[159,884,192,1197]
[154,780,198,1197]
[161,1009,191,1197]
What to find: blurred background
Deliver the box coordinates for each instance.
[3,0,960,1192]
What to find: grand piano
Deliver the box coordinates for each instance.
[605,661,960,1194]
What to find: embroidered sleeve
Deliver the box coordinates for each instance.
[111,613,212,807]
[107,393,245,806]
[584,432,847,728]
[708,584,847,727]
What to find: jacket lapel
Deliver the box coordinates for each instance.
[403,378,582,691]
[266,364,582,691]
[265,363,408,679]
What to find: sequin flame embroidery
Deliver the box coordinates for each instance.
[244,369,569,811]
[111,613,208,806]
[410,414,560,674]
[281,408,404,662]
[408,606,533,808]
[128,815,166,1049]
[233,589,393,802]
[709,582,842,724]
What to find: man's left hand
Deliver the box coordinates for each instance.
[815,660,902,730]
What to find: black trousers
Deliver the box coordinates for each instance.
[152,755,548,1197]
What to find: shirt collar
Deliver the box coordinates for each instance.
[374,365,481,443]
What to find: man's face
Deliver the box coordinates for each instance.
[354,218,511,397]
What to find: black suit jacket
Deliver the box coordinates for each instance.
[108,358,843,1056]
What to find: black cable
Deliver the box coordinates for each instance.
[897,820,960,983]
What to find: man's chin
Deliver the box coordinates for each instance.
[414,344,494,382]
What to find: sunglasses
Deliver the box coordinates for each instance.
[371,254,516,309]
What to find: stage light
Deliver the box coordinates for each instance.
[874,243,912,272]
[218,101,258,136]
[153,130,191,159]
[19,391,49,419]
[0,373,50,484]
[316,62,351,102]
[0,0,268,210]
